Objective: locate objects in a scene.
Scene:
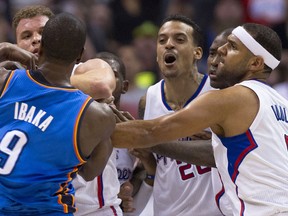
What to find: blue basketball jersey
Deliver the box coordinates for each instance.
[0,69,92,215]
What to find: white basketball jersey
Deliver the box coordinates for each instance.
[212,80,288,216]
[144,76,226,216]
[73,149,123,216]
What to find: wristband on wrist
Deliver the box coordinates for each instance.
[146,174,155,180]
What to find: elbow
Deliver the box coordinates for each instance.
[77,167,102,182]
[78,173,97,182]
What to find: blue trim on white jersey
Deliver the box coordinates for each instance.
[161,74,208,110]
[219,130,258,182]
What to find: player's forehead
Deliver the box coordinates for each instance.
[108,59,124,78]
[158,21,193,37]
[211,35,228,49]
[16,15,49,32]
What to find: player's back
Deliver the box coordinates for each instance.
[0,69,91,215]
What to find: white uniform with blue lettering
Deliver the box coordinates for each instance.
[212,80,288,216]
[144,76,228,216]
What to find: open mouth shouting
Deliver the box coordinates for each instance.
[164,52,177,66]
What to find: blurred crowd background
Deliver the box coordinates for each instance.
[1,0,288,118]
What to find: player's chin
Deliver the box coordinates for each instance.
[210,79,221,89]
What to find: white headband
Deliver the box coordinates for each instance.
[232,26,280,70]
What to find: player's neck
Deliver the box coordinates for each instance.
[164,72,204,110]
[37,62,74,87]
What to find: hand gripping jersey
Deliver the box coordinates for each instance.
[0,69,92,215]
[212,80,288,216]
[144,75,228,216]
[73,149,123,216]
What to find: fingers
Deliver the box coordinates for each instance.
[109,105,134,122]
[28,55,37,71]
[97,96,115,105]
[118,181,135,213]
[0,61,24,70]
[122,111,135,120]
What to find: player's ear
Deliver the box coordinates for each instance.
[249,56,265,71]
[194,47,203,60]
[121,80,129,94]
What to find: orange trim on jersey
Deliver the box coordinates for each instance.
[73,97,92,163]
[0,70,15,97]
[56,169,77,213]
[57,194,69,213]
[26,70,79,91]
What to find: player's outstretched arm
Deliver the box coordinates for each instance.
[151,139,216,167]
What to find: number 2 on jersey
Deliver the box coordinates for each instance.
[176,160,211,180]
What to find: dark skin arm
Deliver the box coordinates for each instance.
[150,140,216,167]
[0,42,37,70]
[78,101,116,181]
[0,67,12,89]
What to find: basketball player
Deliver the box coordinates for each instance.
[135,14,224,216]
[74,51,156,216]
[0,12,115,215]
[73,52,128,216]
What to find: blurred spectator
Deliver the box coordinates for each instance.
[54,0,97,61]
[271,50,288,99]
[0,1,14,42]
[132,21,160,81]
[0,15,12,43]
[193,0,217,30]
[164,0,195,20]
[109,0,160,45]
[86,1,115,52]
[117,45,152,119]
[272,2,288,49]
[242,0,286,26]
[9,0,51,15]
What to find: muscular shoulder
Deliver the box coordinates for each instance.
[205,85,259,136]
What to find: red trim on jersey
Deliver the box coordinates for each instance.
[110,206,118,215]
[97,174,104,208]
